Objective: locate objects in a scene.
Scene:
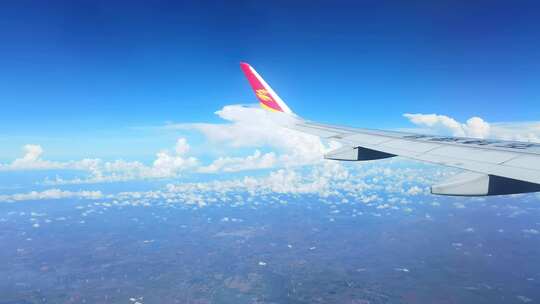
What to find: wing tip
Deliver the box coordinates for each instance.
[239,61,296,115]
[240,61,251,69]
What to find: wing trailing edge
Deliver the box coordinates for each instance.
[325,146,395,161]
[432,171,540,196]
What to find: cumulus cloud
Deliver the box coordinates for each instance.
[0,158,460,208]
[2,105,342,184]
[151,138,198,177]
[403,113,490,138]
[198,150,277,173]
[0,144,65,171]
[0,189,103,203]
[18,144,42,162]
[167,160,353,198]
[523,228,539,235]
[406,185,423,196]
[174,138,190,155]
[168,104,340,167]
[490,121,540,142]
[0,138,197,185]
[161,159,439,208]
[48,143,197,185]
[403,113,540,141]
[9,104,539,189]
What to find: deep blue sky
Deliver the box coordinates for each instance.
[1,1,540,159]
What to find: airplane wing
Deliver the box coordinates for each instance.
[240,62,540,196]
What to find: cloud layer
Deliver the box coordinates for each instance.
[1,105,539,188]
[0,159,447,209]
[1,105,339,185]
[1,138,198,184]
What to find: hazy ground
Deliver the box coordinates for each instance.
[1,191,540,304]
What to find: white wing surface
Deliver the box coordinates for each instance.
[240,62,540,196]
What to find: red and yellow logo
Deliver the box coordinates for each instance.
[255,89,272,102]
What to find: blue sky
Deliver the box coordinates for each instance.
[3,4,540,301]
[1,1,540,162]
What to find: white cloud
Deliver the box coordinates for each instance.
[403,113,540,142]
[0,144,65,171]
[0,189,103,203]
[174,138,190,155]
[2,105,341,182]
[162,159,436,205]
[4,104,539,190]
[403,113,490,138]
[152,143,198,178]
[198,150,277,173]
[465,117,491,139]
[41,138,198,185]
[490,121,540,142]
[169,104,340,168]
[523,228,540,235]
[0,158,470,209]
[19,144,42,162]
[12,104,538,193]
[406,186,423,196]
[453,202,466,209]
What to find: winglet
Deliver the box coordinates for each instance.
[240,62,293,114]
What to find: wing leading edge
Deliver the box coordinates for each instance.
[240,62,540,196]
